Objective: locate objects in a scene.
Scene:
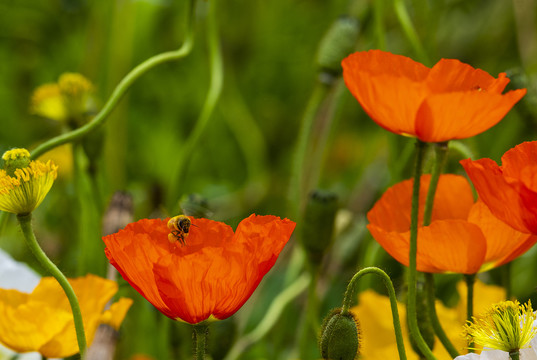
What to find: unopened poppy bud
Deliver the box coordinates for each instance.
[0,148,58,215]
[316,16,360,77]
[300,190,338,264]
[319,308,360,360]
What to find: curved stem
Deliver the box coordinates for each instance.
[30,0,197,160]
[425,273,459,358]
[17,213,87,357]
[193,322,209,360]
[168,0,224,209]
[393,0,430,65]
[407,139,436,359]
[341,267,407,360]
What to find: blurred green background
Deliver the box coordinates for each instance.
[0,0,536,359]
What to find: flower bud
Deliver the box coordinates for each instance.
[300,190,338,264]
[319,308,360,360]
[316,16,360,77]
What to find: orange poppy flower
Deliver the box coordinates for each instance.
[367,174,537,273]
[461,141,537,235]
[341,50,526,142]
[103,214,295,324]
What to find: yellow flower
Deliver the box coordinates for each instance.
[351,280,505,359]
[0,274,133,358]
[30,83,68,121]
[0,148,58,215]
[30,73,95,124]
[464,300,536,352]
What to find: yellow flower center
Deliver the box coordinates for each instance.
[0,149,58,215]
[464,300,537,352]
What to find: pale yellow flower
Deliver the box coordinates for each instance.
[352,280,505,359]
[0,148,57,215]
[0,274,132,358]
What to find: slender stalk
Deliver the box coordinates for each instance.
[341,267,407,360]
[407,139,436,359]
[419,141,460,357]
[30,0,197,160]
[424,273,459,357]
[299,264,321,359]
[288,82,330,220]
[422,142,448,227]
[373,0,386,50]
[393,0,430,65]
[503,262,512,300]
[193,322,209,360]
[510,351,520,360]
[17,213,87,357]
[168,0,223,210]
[465,273,476,352]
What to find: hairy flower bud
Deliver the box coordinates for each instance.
[319,308,360,360]
[300,190,338,264]
[316,16,360,77]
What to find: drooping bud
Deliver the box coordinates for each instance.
[316,16,360,78]
[300,189,338,265]
[319,308,360,360]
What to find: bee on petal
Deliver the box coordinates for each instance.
[167,215,193,245]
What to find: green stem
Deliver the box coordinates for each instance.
[193,322,209,360]
[421,142,459,357]
[223,273,310,360]
[168,0,223,210]
[373,0,386,50]
[30,0,197,160]
[465,273,476,352]
[407,139,436,360]
[510,351,520,360]
[422,142,448,227]
[17,213,87,357]
[299,264,321,359]
[503,262,512,300]
[425,273,459,358]
[288,82,330,220]
[341,267,407,360]
[393,0,430,65]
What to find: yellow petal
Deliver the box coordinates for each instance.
[100,298,134,330]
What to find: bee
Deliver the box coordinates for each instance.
[167,215,193,245]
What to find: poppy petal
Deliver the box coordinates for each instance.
[461,158,537,234]
[368,220,486,274]
[426,59,508,94]
[342,50,429,137]
[103,219,176,318]
[415,89,526,142]
[367,174,474,232]
[468,200,537,269]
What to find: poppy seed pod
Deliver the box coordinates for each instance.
[300,190,338,264]
[316,16,360,77]
[319,308,361,360]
